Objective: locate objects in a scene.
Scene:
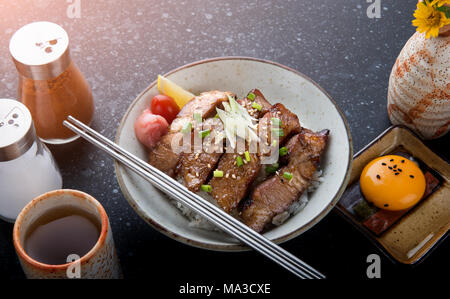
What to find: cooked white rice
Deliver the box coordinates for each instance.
[172,169,323,230]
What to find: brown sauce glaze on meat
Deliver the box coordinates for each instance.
[211,97,302,214]
[148,91,232,177]
[242,129,329,232]
[209,92,272,213]
[177,118,224,192]
[257,103,302,158]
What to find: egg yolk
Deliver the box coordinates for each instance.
[360,155,426,211]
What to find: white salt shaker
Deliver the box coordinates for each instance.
[0,99,62,222]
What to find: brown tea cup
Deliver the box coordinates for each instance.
[13,189,122,279]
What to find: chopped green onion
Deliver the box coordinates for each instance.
[201,185,212,193]
[199,129,210,138]
[271,128,284,137]
[193,113,202,123]
[247,92,256,101]
[272,140,278,147]
[252,102,262,111]
[213,170,224,178]
[283,172,293,180]
[265,163,279,174]
[236,156,243,167]
[244,151,251,162]
[279,147,288,157]
[214,113,219,119]
[181,122,192,134]
[271,117,282,127]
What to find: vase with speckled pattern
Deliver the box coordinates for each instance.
[387,24,450,140]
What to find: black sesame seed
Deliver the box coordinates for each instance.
[393,165,397,168]
[376,175,381,179]
[398,168,402,172]
[384,204,389,207]
[401,160,405,163]
[390,159,394,162]
[395,173,399,175]
[388,166,393,170]
[410,175,414,178]
[382,163,386,166]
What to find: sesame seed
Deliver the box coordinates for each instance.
[388,166,393,170]
[376,175,381,179]
[232,174,236,179]
[207,163,211,168]
[395,173,399,175]
[410,175,414,178]
[225,173,229,178]
[393,165,397,168]
[384,204,389,207]
[382,163,386,166]
[390,159,394,162]
[401,160,405,163]
[398,168,402,172]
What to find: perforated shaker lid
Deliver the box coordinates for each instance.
[0,99,36,162]
[9,21,71,80]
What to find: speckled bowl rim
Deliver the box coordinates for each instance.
[114,56,353,251]
[13,189,109,270]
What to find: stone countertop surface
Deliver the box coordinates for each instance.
[0,0,448,282]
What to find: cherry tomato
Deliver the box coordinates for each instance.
[150,94,180,124]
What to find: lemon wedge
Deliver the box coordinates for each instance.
[157,75,195,108]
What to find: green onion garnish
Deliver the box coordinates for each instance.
[271,117,282,127]
[244,151,251,162]
[193,113,202,123]
[199,129,210,138]
[283,172,293,180]
[272,140,278,147]
[213,170,224,178]
[214,113,219,119]
[181,122,192,134]
[265,163,279,174]
[247,92,255,100]
[201,185,212,193]
[271,128,284,137]
[279,147,288,157]
[236,156,243,167]
[252,102,262,111]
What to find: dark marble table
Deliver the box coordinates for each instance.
[0,0,448,284]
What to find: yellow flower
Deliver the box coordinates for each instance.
[412,1,450,38]
[429,0,450,7]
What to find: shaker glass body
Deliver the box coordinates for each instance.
[18,61,94,144]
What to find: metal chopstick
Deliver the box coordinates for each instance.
[66,117,323,279]
[64,116,325,279]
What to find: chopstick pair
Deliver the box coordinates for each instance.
[63,116,325,279]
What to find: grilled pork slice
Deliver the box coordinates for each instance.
[178,118,224,192]
[148,91,232,176]
[238,89,272,119]
[258,103,301,156]
[242,129,329,232]
[210,96,303,213]
[211,149,260,213]
[209,93,271,213]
